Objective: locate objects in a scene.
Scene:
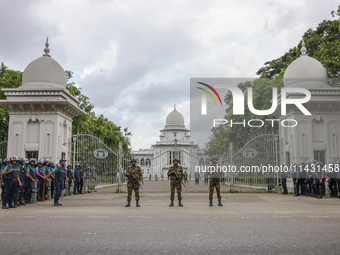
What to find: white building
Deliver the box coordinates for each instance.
[0,40,85,162]
[132,107,205,178]
[278,41,340,165]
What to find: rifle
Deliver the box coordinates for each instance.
[126,170,142,189]
[171,169,186,188]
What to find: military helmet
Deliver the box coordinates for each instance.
[130,158,137,163]
[173,158,180,163]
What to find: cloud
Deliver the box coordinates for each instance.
[0,0,337,149]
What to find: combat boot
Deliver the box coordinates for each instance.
[2,205,9,209]
[125,201,130,207]
[15,195,21,207]
[9,203,16,208]
[218,199,223,206]
[19,192,26,205]
[169,200,174,207]
[209,199,213,206]
[136,200,140,207]
[178,200,183,207]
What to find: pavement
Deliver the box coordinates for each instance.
[1,186,340,255]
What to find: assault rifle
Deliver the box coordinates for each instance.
[126,170,142,189]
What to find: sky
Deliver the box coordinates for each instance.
[0,0,338,150]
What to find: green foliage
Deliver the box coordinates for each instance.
[0,64,131,154]
[206,6,340,158]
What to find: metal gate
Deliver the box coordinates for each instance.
[71,134,130,191]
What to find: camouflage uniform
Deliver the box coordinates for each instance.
[125,165,142,201]
[167,165,183,201]
[209,164,221,200]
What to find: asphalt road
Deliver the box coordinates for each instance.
[1,189,340,255]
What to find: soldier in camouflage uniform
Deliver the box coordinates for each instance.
[125,158,143,207]
[167,158,184,207]
[209,157,222,206]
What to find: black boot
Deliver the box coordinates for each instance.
[19,192,26,205]
[25,190,32,204]
[209,199,213,206]
[136,200,140,207]
[218,199,223,206]
[169,200,174,207]
[178,200,183,207]
[15,194,21,207]
[125,201,130,207]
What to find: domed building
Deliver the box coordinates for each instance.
[132,107,204,178]
[278,41,340,164]
[0,39,85,161]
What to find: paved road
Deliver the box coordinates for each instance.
[1,189,339,255]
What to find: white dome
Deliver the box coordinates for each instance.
[166,109,184,127]
[283,43,329,88]
[22,41,67,88]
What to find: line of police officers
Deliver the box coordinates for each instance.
[280,160,340,199]
[0,157,96,209]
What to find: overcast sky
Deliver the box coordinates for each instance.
[0,0,338,150]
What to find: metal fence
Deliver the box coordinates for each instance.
[0,141,7,160]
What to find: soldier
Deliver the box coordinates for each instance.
[204,172,208,185]
[280,164,288,195]
[184,171,189,185]
[79,162,84,194]
[195,172,200,185]
[66,164,73,195]
[72,163,80,195]
[1,157,22,209]
[167,158,184,207]
[208,157,222,206]
[46,159,69,206]
[15,158,27,206]
[125,158,143,207]
[1,158,10,209]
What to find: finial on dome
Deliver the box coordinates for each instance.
[301,39,307,55]
[43,37,51,57]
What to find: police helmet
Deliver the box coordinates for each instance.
[43,159,50,165]
[67,164,72,168]
[30,158,37,163]
[130,158,137,163]
[75,163,80,167]
[59,159,66,164]
[37,161,43,165]
[10,157,18,162]
[3,158,10,164]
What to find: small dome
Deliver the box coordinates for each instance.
[166,109,184,127]
[22,40,67,88]
[283,42,329,88]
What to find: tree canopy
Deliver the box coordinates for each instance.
[0,65,131,153]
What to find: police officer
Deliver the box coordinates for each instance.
[314,161,324,199]
[46,159,69,206]
[125,158,143,207]
[15,158,27,206]
[336,161,340,198]
[208,157,222,206]
[328,162,337,198]
[1,157,22,209]
[72,163,80,195]
[305,162,314,197]
[66,164,73,196]
[26,158,38,204]
[36,160,46,201]
[280,164,288,195]
[167,158,184,207]
[49,161,55,198]
[79,162,84,194]
[291,163,299,196]
[1,158,10,209]
[43,160,52,200]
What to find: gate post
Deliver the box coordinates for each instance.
[118,141,122,193]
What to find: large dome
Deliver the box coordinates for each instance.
[166,109,184,127]
[283,42,329,88]
[22,40,67,89]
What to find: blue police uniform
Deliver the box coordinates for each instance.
[1,163,9,208]
[79,166,84,194]
[36,165,45,201]
[72,167,80,195]
[16,163,27,206]
[2,163,20,208]
[26,163,37,204]
[66,167,73,195]
[52,164,67,205]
